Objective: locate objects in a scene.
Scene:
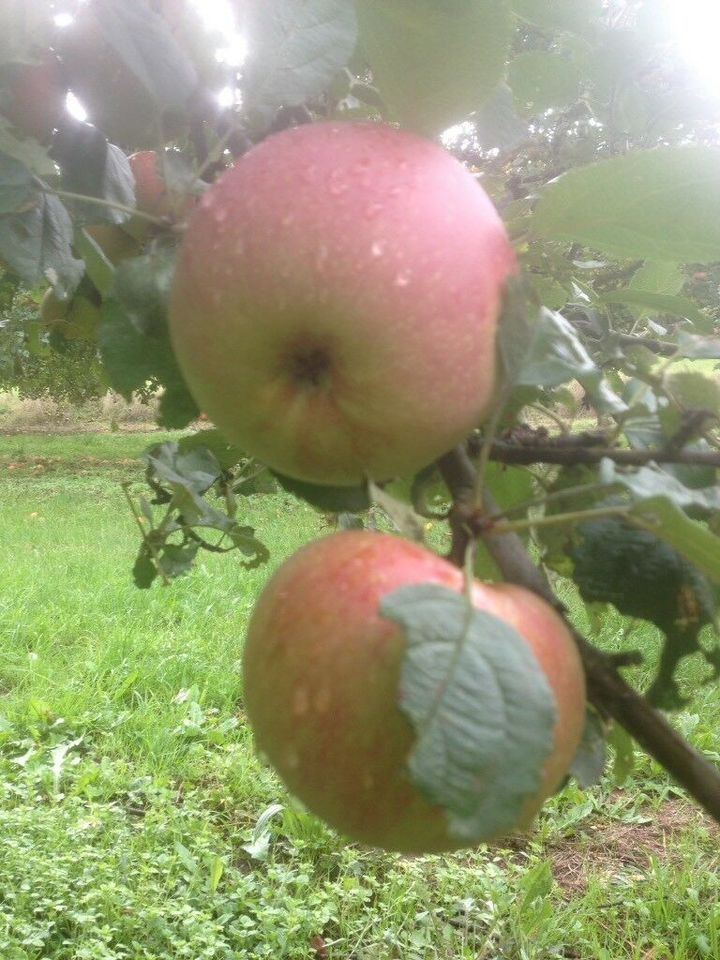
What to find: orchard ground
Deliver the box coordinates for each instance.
[1,423,719,959]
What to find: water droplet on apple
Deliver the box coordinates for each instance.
[281,213,295,227]
[214,207,228,223]
[394,270,412,288]
[370,240,387,258]
[285,748,300,770]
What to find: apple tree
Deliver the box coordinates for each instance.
[2,0,720,851]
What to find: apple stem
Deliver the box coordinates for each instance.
[437,445,720,825]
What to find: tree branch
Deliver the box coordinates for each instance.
[470,435,720,468]
[436,446,720,824]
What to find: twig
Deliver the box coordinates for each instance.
[436,446,720,825]
[121,482,170,586]
[43,187,165,227]
[481,439,720,468]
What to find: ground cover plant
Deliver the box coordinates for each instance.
[3,0,720,955]
[0,440,719,958]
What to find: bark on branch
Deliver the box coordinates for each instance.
[436,446,720,824]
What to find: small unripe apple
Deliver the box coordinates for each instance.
[243,531,586,853]
[0,53,66,143]
[40,288,69,326]
[170,122,516,486]
[85,224,140,266]
[39,289,100,341]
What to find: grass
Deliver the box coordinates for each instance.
[1,431,719,958]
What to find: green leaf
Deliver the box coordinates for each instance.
[355,0,513,134]
[665,370,720,416]
[98,249,199,429]
[607,723,635,784]
[369,481,425,542]
[630,496,720,588]
[0,189,84,296]
[132,548,156,589]
[510,0,602,32]
[272,472,371,513]
[147,443,222,496]
[599,461,720,516]
[244,0,358,124]
[533,148,720,262]
[381,584,556,843]
[93,0,197,111]
[508,52,579,115]
[569,709,607,789]
[0,117,56,177]
[159,542,200,580]
[601,289,707,327]
[499,285,626,415]
[629,260,685,298]
[74,227,115,298]
[55,125,135,226]
[177,430,245,472]
[0,150,33,213]
[473,82,528,152]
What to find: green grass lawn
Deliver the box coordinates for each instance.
[1,432,719,959]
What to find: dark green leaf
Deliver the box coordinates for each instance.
[356,0,513,134]
[132,547,157,589]
[177,430,246,472]
[381,584,556,843]
[54,120,135,225]
[147,443,222,496]
[0,190,83,296]
[98,249,198,429]
[272,472,371,513]
[569,709,607,788]
[158,542,200,580]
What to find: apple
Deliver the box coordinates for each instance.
[129,151,173,220]
[243,531,586,853]
[169,121,516,487]
[125,151,197,237]
[0,52,67,143]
